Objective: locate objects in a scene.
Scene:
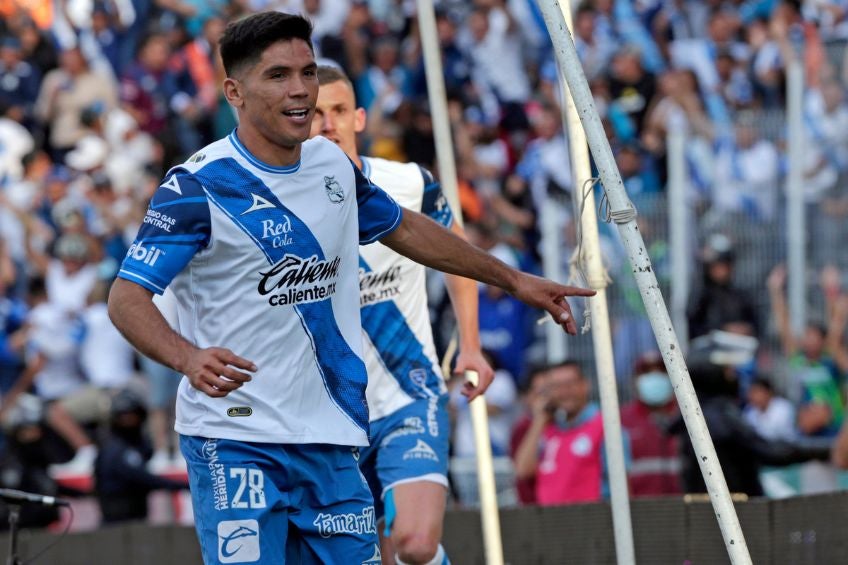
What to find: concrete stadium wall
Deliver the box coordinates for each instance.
[4,493,848,564]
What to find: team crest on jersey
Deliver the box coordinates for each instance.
[324,176,344,203]
[409,368,427,388]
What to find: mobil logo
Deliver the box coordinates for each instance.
[127,242,165,266]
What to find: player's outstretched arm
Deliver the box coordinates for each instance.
[108,279,256,398]
[380,208,596,335]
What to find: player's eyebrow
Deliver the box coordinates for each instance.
[262,62,317,77]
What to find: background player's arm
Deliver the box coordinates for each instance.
[380,208,595,335]
[443,221,494,399]
[108,278,256,398]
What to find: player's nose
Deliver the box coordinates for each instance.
[288,74,309,98]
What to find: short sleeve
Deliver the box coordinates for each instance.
[117,170,211,294]
[418,165,453,228]
[353,160,402,244]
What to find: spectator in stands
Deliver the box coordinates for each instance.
[0,255,25,401]
[169,15,226,145]
[354,35,412,116]
[0,277,98,478]
[462,3,530,132]
[744,376,796,441]
[431,9,472,99]
[571,3,618,82]
[509,364,549,505]
[616,141,660,198]
[16,18,58,78]
[514,361,615,505]
[709,114,780,222]
[34,46,117,159]
[0,36,41,126]
[606,46,656,142]
[79,281,135,393]
[769,264,846,439]
[95,389,187,523]
[687,234,758,340]
[678,342,831,496]
[41,234,99,315]
[515,103,572,210]
[119,33,198,167]
[620,352,682,496]
[82,3,124,77]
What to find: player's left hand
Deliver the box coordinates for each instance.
[510,273,595,335]
[454,349,494,401]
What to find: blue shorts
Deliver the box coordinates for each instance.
[359,395,449,519]
[180,435,381,564]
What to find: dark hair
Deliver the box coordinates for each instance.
[317,64,353,89]
[546,360,584,378]
[750,377,773,392]
[219,12,314,77]
[518,363,550,393]
[27,276,47,298]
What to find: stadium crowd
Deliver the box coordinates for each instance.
[3,0,848,526]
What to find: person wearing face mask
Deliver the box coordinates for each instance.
[620,353,682,496]
[94,389,187,524]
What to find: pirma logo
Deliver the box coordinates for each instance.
[402,439,439,462]
[217,519,260,563]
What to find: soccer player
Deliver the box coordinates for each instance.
[108,12,592,564]
[310,65,492,565]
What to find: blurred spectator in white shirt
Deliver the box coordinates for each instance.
[744,377,797,441]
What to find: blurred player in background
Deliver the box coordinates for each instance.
[311,64,493,565]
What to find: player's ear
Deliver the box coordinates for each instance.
[223,77,244,109]
[354,107,366,134]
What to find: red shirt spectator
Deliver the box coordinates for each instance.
[620,354,681,497]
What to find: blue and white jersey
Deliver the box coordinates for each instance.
[118,133,401,447]
[359,157,453,421]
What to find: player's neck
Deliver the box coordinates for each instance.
[234,127,301,168]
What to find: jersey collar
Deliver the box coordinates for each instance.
[228,130,301,174]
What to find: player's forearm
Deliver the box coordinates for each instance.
[108,278,197,374]
[444,222,481,351]
[382,209,520,295]
[445,273,481,350]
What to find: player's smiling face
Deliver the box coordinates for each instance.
[310,79,365,161]
[229,39,318,153]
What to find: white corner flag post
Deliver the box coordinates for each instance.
[535,1,753,564]
[557,2,636,563]
[416,1,505,564]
